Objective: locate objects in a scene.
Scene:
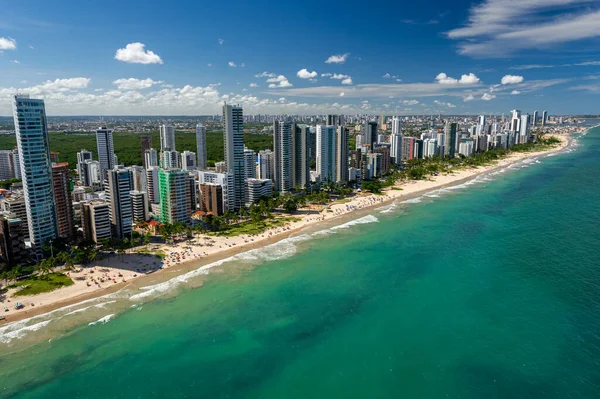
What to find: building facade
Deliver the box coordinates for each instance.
[96,127,116,173]
[316,125,337,183]
[273,121,292,193]
[223,104,245,209]
[160,124,176,151]
[105,167,133,239]
[196,124,207,170]
[158,169,192,224]
[52,163,75,240]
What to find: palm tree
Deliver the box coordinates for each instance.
[8,267,20,284]
[87,249,98,264]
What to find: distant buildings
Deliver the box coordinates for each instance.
[0,150,16,180]
[181,151,197,170]
[162,150,180,169]
[76,149,93,184]
[12,95,58,253]
[144,148,159,168]
[140,135,152,168]
[542,110,548,126]
[364,121,378,149]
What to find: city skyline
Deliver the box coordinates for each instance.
[1,0,600,116]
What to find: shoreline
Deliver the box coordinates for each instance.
[0,134,573,326]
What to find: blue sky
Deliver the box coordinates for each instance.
[1,0,599,116]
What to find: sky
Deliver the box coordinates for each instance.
[0,0,599,116]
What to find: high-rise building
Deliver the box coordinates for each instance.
[402,137,415,161]
[373,143,391,175]
[223,104,245,209]
[390,125,403,165]
[336,126,349,182]
[105,166,133,239]
[96,127,115,173]
[81,160,101,188]
[198,171,234,212]
[162,150,180,169]
[244,148,257,180]
[363,121,378,149]
[12,95,58,251]
[246,178,273,205]
[326,114,344,126]
[140,135,152,168]
[81,200,111,243]
[144,148,159,168]
[11,149,21,179]
[181,151,197,170]
[510,110,521,132]
[444,122,458,158]
[0,214,26,267]
[130,190,149,222]
[392,117,402,136]
[199,183,224,215]
[520,114,531,144]
[50,152,60,163]
[532,110,538,126]
[158,169,192,224]
[542,110,548,126]
[146,167,160,205]
[273,121,292,192]
[129,165,147,192]
[1,195,29,241]
[52,163,75,240]
[258,150,275,180]
[316,125,337,183]
[160,124,176,151]
[0,150,16,180]
[292,124,310,189]
[76,149,93,184]
[196,124,207,170]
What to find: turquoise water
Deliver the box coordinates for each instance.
[1,127,600,398]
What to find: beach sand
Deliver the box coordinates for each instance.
[0,134,570,324]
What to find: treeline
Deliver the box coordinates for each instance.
[0,131,273,169]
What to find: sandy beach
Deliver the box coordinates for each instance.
[0,134,571,324]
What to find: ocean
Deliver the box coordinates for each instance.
[1,126,599,398]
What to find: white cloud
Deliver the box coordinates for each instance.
[113,78,163,90]
[207,63,212,67]
[321,73,332,77]
[383,73,391,78]
[481,92,496,100]
[114,43,163,64]
[249,83,258,88]
[297,68,318,79]
[0,37,16,51]
[11,60,20,64]
[395,78,402,82]
[434,100,456,108]
[435,72,480,85]
[403,100,419,105]
[511,90,521,95]
[266,75,292,88]
[255,72,276,78]
[501,74,524,84]
[341,78,353,85]
[340,92,345,96]
[447,0,600,57]
[325,53,349,64]
[28,44,34,50]
[218,38,224,45]
[228,61,237,67]
[463,94,475,102]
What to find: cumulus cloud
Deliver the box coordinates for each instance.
[463,94,475,102]
[340,92,345,96]
[511,90,521,95]
[255,72,276,78]
[501,74,524,84]
[403,100,420,105]
[0,37,17,50]
[218,38,224,45]
[267,75,292,88]
[112,78,163,90]
[436,72,481,84]
[11,60,20,64]
[341,78,353,85]
[228,61,237,67]
[383,73,391,78]
[114,43,163,64]
[325,53,349,64]
[434,100,456,108]
[297,69,318,79]
[481,92,496,100]
[249,83,258,88]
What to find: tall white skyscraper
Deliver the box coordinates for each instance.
[244,148,257,179]
[520,114,531,144]
[76,149,93,183]
[0,150,15,180]
[162,150,180,169]
[390,131,403,166]
[12,94,58,251]
[392,117,402,136]
[223,104,245,209]
[181,150,197,170]
[316,125,337,183]
[144,148,159,168]
[510,110,521,132]
[532,110,538,126]
[12,149,21,179]
[196,124,207,170]
[273,121,292,192]
[96,127,115,172]
[542,110,548,126]
[160,124,176,151]
[258,150,274,180]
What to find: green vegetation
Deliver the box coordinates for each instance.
[211,217,300,237]
[8,273,74,296]
[0,178,21,189]
[0,131,273,168]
